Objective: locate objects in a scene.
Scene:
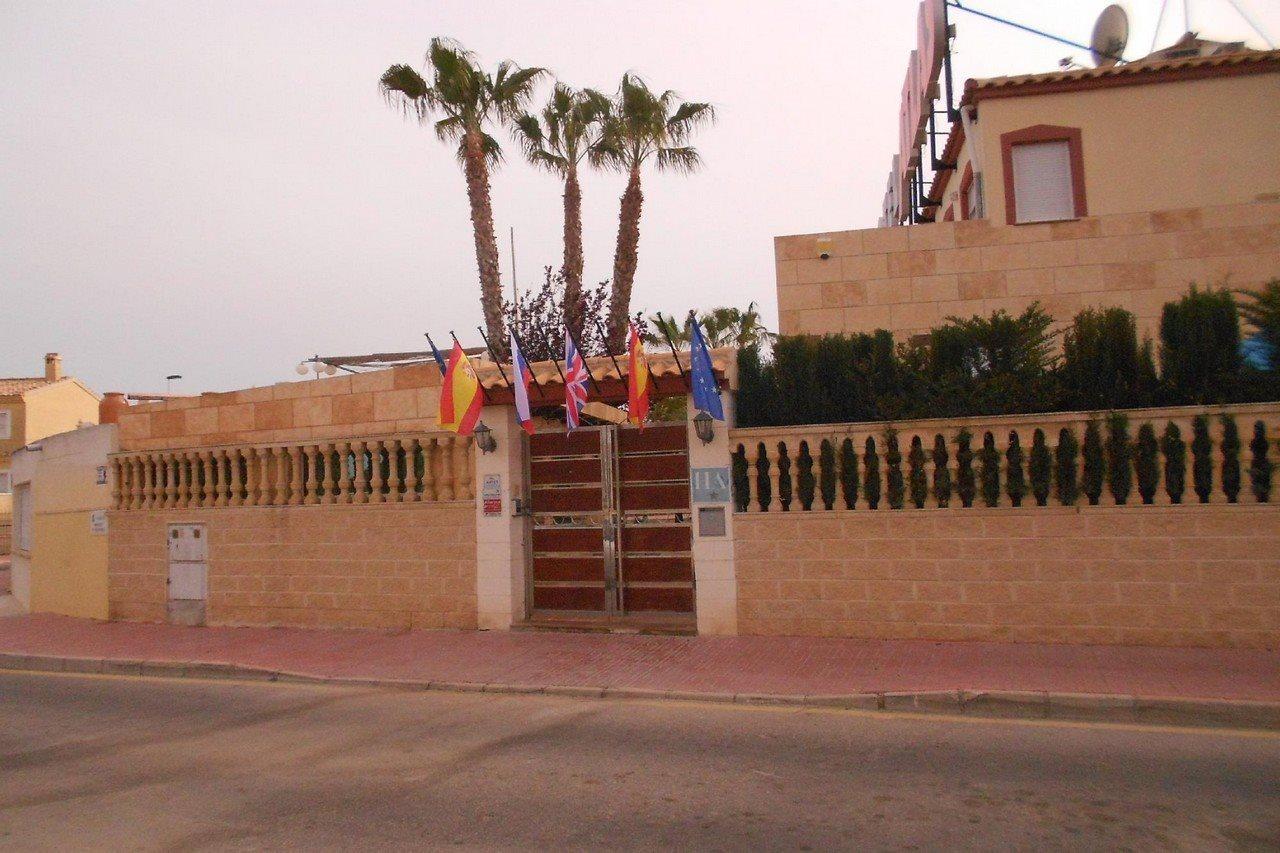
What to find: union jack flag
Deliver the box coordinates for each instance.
[564,334,589,431]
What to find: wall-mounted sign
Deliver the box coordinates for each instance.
[96,465,108,486]
[90,510,108,535]
[482,474,502,517]
[690,467,732,504]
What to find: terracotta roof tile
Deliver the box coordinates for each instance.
[0,377,54,396]
[475,347,736,390]
[963,48,1280,103]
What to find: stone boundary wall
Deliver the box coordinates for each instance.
[117,363,445,453]
[775,199,1280,341]
[734,505,1280,648]
[108,502,476,630]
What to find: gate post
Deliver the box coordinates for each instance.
[686,391,738,635]
[473,405,528,630]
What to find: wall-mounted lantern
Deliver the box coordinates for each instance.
[693,410,715,445]
[474,421,498,455]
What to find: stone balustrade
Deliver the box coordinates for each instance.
[111,432,474,511]
[730,402,1280,512]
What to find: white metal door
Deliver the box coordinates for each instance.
[167,523,208,601]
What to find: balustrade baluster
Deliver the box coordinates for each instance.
[422,439,438,501]
[322,443,339,504]
[257,447,270,506]
[402,438,420,502]
[176,452,190,508]
[455,438,473,500]
[745,444,761,512]
[243,448,258,507]
[385,440,404,502]
[766,443,781,513]
[337,441,353,504]
[303,445,319,505]
[438,437,455,501]
[271,447,286,505]
[228,449,243,507]
[369,440,385,503]
[286,446,302,506]
[352,441,369,503]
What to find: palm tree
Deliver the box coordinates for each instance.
[642,303,774,352]
[594,74,715,350]
[514,85,609,341]
[380,38,545,350]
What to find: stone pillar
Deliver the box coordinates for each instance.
[472,406,528,631]
[687,391,738,636]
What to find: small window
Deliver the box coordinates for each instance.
[964,174,982,220]
[0,410,10,440]
[1010,141,1075,223]
[14,483,32,553]
[0,469,10,494]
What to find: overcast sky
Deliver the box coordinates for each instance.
[3,0,1276,394]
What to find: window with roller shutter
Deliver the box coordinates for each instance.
[999,125,1086,225]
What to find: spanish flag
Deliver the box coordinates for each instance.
[627,322,650,429]
[438,341,484,435]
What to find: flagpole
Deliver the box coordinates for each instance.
[509,329,547,400]
[564,325,603,396]
[449,331,489,403]
[536,330,569,386]
[687,311,723,395]
[475,326,512,388]
[423,332,447,378]
[593,319,626,382]
[653,312,691,389]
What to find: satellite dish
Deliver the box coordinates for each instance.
[1090,4,1129,66]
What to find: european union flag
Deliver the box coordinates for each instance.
[689,316,725,421]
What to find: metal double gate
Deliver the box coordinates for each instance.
[528,423,694,618]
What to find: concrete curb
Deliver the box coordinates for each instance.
[3,652,1278,730]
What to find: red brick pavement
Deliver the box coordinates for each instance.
[0,613,1277,701]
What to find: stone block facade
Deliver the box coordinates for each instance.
[735,506,1280,649]
[116,364,444,453]
[776,200,1280,341]
[108,502,476,630]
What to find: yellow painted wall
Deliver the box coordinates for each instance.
[31,511,108,619]
[967,73,1280,224]
[20,381,100,445]
[20,425,116,619]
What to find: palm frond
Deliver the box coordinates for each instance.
[379,65,432,122]
[655,145,703,174]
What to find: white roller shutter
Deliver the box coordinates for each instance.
[1010,140,1075,223]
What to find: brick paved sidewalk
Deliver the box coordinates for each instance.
[1,613,1277,702]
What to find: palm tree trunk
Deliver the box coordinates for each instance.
[562,164,585,341]
[606,163,643,351]
[462,129,506,355]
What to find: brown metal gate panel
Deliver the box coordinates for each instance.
[616,424,694,614]
[528,423,693,618]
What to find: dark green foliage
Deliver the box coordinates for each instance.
[796,441,815,511]
[1060,307,1158,410]
[819,439,837,510]
[924,304,1060,417]
[1005,432,1027,507]
[1082,421,1105,505]
[908,436,928,509]
[1239,280,1280,355]
[839,438,858,509]
[1159,286,1242,404]
[755,443,773,511]
[1135,424,1159,505]
[1220,416,1241,503]
[777,442,793,511]
[979,432,1000,507]
[734,347,773,428]
[885,430,905,510]
[1055,428,1080,506]
[1029,429,1052,507]
[1160,423,1186,504]
[1105,413,1132,505]
[731,446,749,512]
[931,434,951,508]
[955,429,976,508]
[1250,421,1272,503]
[1191,415,1213,504]
[863,437,881,510]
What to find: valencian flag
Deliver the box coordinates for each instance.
[509,331,536,436]
[564,334,589,431]
[627,322,650,429]
[688,315,725,420]
[438,341,484,435]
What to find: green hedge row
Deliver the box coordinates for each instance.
[737,290,1279,428]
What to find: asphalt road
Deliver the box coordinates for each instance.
[1,672,1278,851]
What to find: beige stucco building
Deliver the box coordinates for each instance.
[777,48,1280,341]
[0,354,100,553]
